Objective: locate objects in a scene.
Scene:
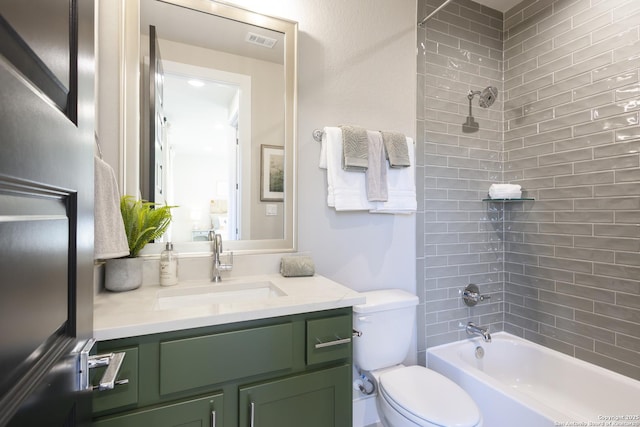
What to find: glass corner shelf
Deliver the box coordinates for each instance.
[482,197,535,202]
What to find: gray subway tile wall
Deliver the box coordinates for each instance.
[417,0,505,364]
[417,0,640,380]
[504,0,640,380]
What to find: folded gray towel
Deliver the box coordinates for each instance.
[365,130,388,201]
[340,125,368,172]
[280,256,315,277]
[381,131,410,168]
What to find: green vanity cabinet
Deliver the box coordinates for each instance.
[159,322,294,395]
[238,364,351,427]
[93,393,223,427]
[92,308,353,427]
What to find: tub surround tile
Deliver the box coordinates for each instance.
[538,323,595,351]
[575,347,640,380]
[617,333,640,353]
[418,0,640,380]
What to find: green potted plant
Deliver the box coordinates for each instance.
[105,196,175,292]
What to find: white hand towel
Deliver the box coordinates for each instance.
[370,137,417,214]
[319,127,374,211]
[94,156,130,259]
[365,130,388,202]
[488,183,522,199]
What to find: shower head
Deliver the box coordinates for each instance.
[468,86,498,108]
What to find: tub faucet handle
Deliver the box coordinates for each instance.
[462,283,490,307]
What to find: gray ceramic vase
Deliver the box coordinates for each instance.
[105,257,143,292]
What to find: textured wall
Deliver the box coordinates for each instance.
[418,0,640,380]
[503,0,640,380]
[417,0,505,363]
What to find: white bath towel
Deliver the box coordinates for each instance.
[365,130,388,202]
[94,156,130,259]
[319,127,374,211]
[488,183,522,199]
[370,137,417,214]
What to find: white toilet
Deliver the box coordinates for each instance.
[353,289,482,427]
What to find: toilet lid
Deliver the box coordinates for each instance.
[379,366,481,427]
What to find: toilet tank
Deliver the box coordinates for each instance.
[352,289,419,371]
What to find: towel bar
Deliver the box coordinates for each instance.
[312,128,415,144]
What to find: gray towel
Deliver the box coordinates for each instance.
[381,131,410,168]
[280,256,315,277]
[340,125,368,172]
[365,130,388,201]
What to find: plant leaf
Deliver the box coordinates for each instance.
[119,195,176,257]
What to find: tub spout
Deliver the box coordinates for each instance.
[466,322,491,342]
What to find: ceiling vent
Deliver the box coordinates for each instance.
[245,32,277,48]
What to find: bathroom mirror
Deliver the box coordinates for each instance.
[124,0,297,255]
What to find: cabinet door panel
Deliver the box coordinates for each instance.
[93,393,222,427]
[306,314,352,365]
[160,323,293,395]
[239,365,351,427]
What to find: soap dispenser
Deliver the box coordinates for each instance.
[160,242,178,286]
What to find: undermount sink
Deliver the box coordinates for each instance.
[155,281,286,310]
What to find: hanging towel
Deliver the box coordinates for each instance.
[381,131,411,168]
[94,156,130,259]
[319,127,374,211]
[371,137,417,214]
[488,183,522,199]
[365,130,388,202]
[341,125,369,172]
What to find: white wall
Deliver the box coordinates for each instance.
[225,0,418,297]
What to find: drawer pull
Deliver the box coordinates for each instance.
[314,336,351,349]
[211,409,216,427]
[250,401,256,427]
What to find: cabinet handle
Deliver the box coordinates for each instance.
[250,401,255,427]
[314,336,351,349]
[211,410,216,427]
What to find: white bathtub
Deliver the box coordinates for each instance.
[427,332,640,427]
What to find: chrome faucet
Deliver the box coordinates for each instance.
[210,231,223,282]
[466,322,491,343]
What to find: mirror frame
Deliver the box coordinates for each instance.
[120,0,297,256]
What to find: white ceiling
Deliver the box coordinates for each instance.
[473,0,523,13]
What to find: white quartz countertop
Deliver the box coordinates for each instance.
[93,274,364,341]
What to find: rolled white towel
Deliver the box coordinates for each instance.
[489,183,522,199]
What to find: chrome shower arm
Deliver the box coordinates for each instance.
[468,90,482,100]
[418,0,454,27]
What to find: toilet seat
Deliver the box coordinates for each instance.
[379,365,481,427]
